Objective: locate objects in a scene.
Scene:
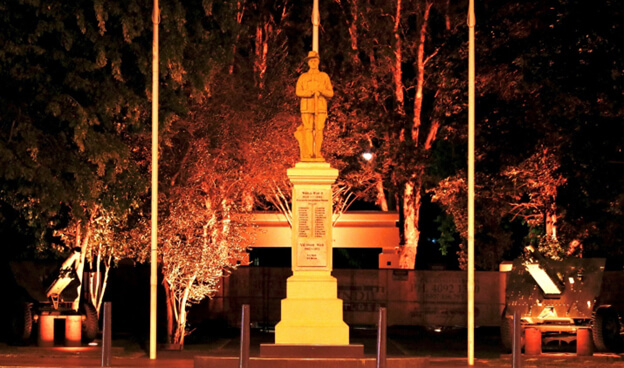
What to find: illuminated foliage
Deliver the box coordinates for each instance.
[424,0,624,269]
[0,0,237,325]
[54,206,143,316]
[159,146,251,345]
[157,63,299,342]
[431,148,568,269]
[1,0,622,321]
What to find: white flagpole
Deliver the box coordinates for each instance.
[150,0,160,360]
[312,0,320,53]
[467,0,476,365]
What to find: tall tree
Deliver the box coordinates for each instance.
[159,106,254,345]
[0,0,239,314]
[431,0,624,268]
[0,0,156,309]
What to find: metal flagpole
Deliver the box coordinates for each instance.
[312,0,320,156]
[467,0,476,365]
[314,92,319,158]
[150,0,160,360]
[312,0,320,53]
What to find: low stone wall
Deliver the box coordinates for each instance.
[194,268,504,328]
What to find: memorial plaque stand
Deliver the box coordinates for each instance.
[273,161,350,346]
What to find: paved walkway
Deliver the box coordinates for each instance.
[0,330,623,368]
[1,350,623,368]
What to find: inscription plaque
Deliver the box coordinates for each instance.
[295,188,330,268]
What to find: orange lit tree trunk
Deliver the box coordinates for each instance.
[398,1,433,269]
[229,0,246,74]
[347,1,386,210]
[346,0,360,65]
[163,270,196,346]
[163,280,175,344]
[375,172,389,211]
[392,0,405,117]
[254,23,269,90]
[545,207,557,242]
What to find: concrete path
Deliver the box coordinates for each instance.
[1,329,623,368]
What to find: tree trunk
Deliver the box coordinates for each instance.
[254,21,270,91]
[393,0,405,117]
[242,191,254,211]
[163,280,175,344]
[346,0,360,65]
[398,1,433,269]
[229,1,246,74]
[269,181,293,227]
[375,173,389,211]
[174,277,195,346]
[545,208,557,241]
[88,255,111,318]
[411,1,432,142]
[399,177,422,269]
[73,221,91,311]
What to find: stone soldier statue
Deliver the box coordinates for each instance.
[295,51,334,161]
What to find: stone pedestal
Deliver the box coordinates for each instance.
[576,328,594,356]
[38,314,55,347]
[524,327,542,355]
[65,315,82,347]
[274,162,349,345]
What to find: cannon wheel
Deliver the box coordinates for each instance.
[10,302,33,344]
[592,306,622,352]
[500,308,524,352]
[81,302,98,342]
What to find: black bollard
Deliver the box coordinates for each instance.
[239,304,250,368]
[101,302,112,367]
[512,310,521,368]
[376,307,387,368]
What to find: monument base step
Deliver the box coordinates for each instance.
[260,343,364,358]
[275,320,349,345]
[194,356,429,368]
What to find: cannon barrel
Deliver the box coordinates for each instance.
[523,245,565,298]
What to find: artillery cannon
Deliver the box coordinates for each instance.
[7,249,98,345]
[502,246,623,352]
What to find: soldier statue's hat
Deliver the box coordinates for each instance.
[304,50,320,61]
